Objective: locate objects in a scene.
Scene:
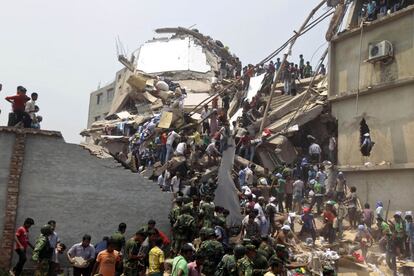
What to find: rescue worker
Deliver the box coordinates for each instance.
[123,230,147,276]
[169,197,183,227]
[237,244,256,276]
[197,228,224,275]
[172,205,196,254]
[32,224,54,276]
[200,195,215,228]
[215,244,246,276]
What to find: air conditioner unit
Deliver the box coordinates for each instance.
[367,41,393,62]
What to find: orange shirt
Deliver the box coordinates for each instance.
[96,249,120,276]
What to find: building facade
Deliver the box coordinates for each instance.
[87,81,115,128]
[329,5,414,210]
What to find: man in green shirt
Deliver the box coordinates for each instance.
[123,230,147,275]
[32,225,54,276]
[172,244,194,276]
[237,244,256,276]
[111,222,127,252]
[303,61,313,78]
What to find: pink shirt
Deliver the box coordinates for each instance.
[188,261,202,276]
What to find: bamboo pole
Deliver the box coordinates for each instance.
[259,0,328,134]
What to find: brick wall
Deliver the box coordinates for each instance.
[0,133,26,268]
[0,128,62,269]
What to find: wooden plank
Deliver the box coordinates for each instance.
[158,111,173,129]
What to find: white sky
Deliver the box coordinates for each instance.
[0,0,330,143]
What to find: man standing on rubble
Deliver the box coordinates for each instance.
[303,61,313,78]
[166,129,181,162]
[275,173,285,213]
[308,136,322,164]
[200,105,210,135]
[299,54,305,78]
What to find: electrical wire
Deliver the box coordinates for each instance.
[188,6,335,116]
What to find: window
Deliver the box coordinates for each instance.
[360,118,374,156]
[107,88,114,102]
[96,93,103,105]
[94,116,101,122]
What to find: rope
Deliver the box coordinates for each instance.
[355,20,365,114]
[281,47,329,133]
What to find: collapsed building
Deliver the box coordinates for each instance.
[83,27,240,157]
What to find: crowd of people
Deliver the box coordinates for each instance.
[361,0,414,21]
[2,85,43,129]
[11,157,414,276]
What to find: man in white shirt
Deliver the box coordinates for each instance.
[175,141,187,156]
[25,92,38,124]
[309,142,322,163]
[48,220,60,276]
[67,235,95,275]
[200,105,210,134]
[171,172,181,194]
[292,179,305,213]
[165,130,180,162]
[244,165,254,187]
[206,142,221,165]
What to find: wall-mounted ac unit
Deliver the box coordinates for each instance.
[367,41,393,62]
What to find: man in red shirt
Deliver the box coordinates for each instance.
[322,202,337,244]
[12,217,35,276]
[5,86,31,128]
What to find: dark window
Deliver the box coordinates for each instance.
[96,93,103,105]
[107,88,114,102]
[360,118,374,156]
[94,116,101,122]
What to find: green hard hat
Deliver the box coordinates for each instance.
[234,244,246,258]
[40,224,53,236]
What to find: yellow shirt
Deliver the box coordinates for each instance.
[192,131,202,145]
[148,246,165,273]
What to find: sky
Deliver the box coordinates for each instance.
[0,0,330,143]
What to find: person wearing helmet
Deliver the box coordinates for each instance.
[393,211,406,257]
[237,244,256,276]
[275,225,293,248]
[198,228,224,275]
[215,245,244,276]
[32,225,54,276]
[172,205,196,254]
[264,256,285,276]
[354,225,373,259]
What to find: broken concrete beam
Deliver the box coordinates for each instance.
[127,74,150,91]
[268,104,323,133]
[253,92,311,132]
[234,155,265,176]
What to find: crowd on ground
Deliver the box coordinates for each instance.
[11,157,414,276]
[361,0,414,21]
[2,85,43,129]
